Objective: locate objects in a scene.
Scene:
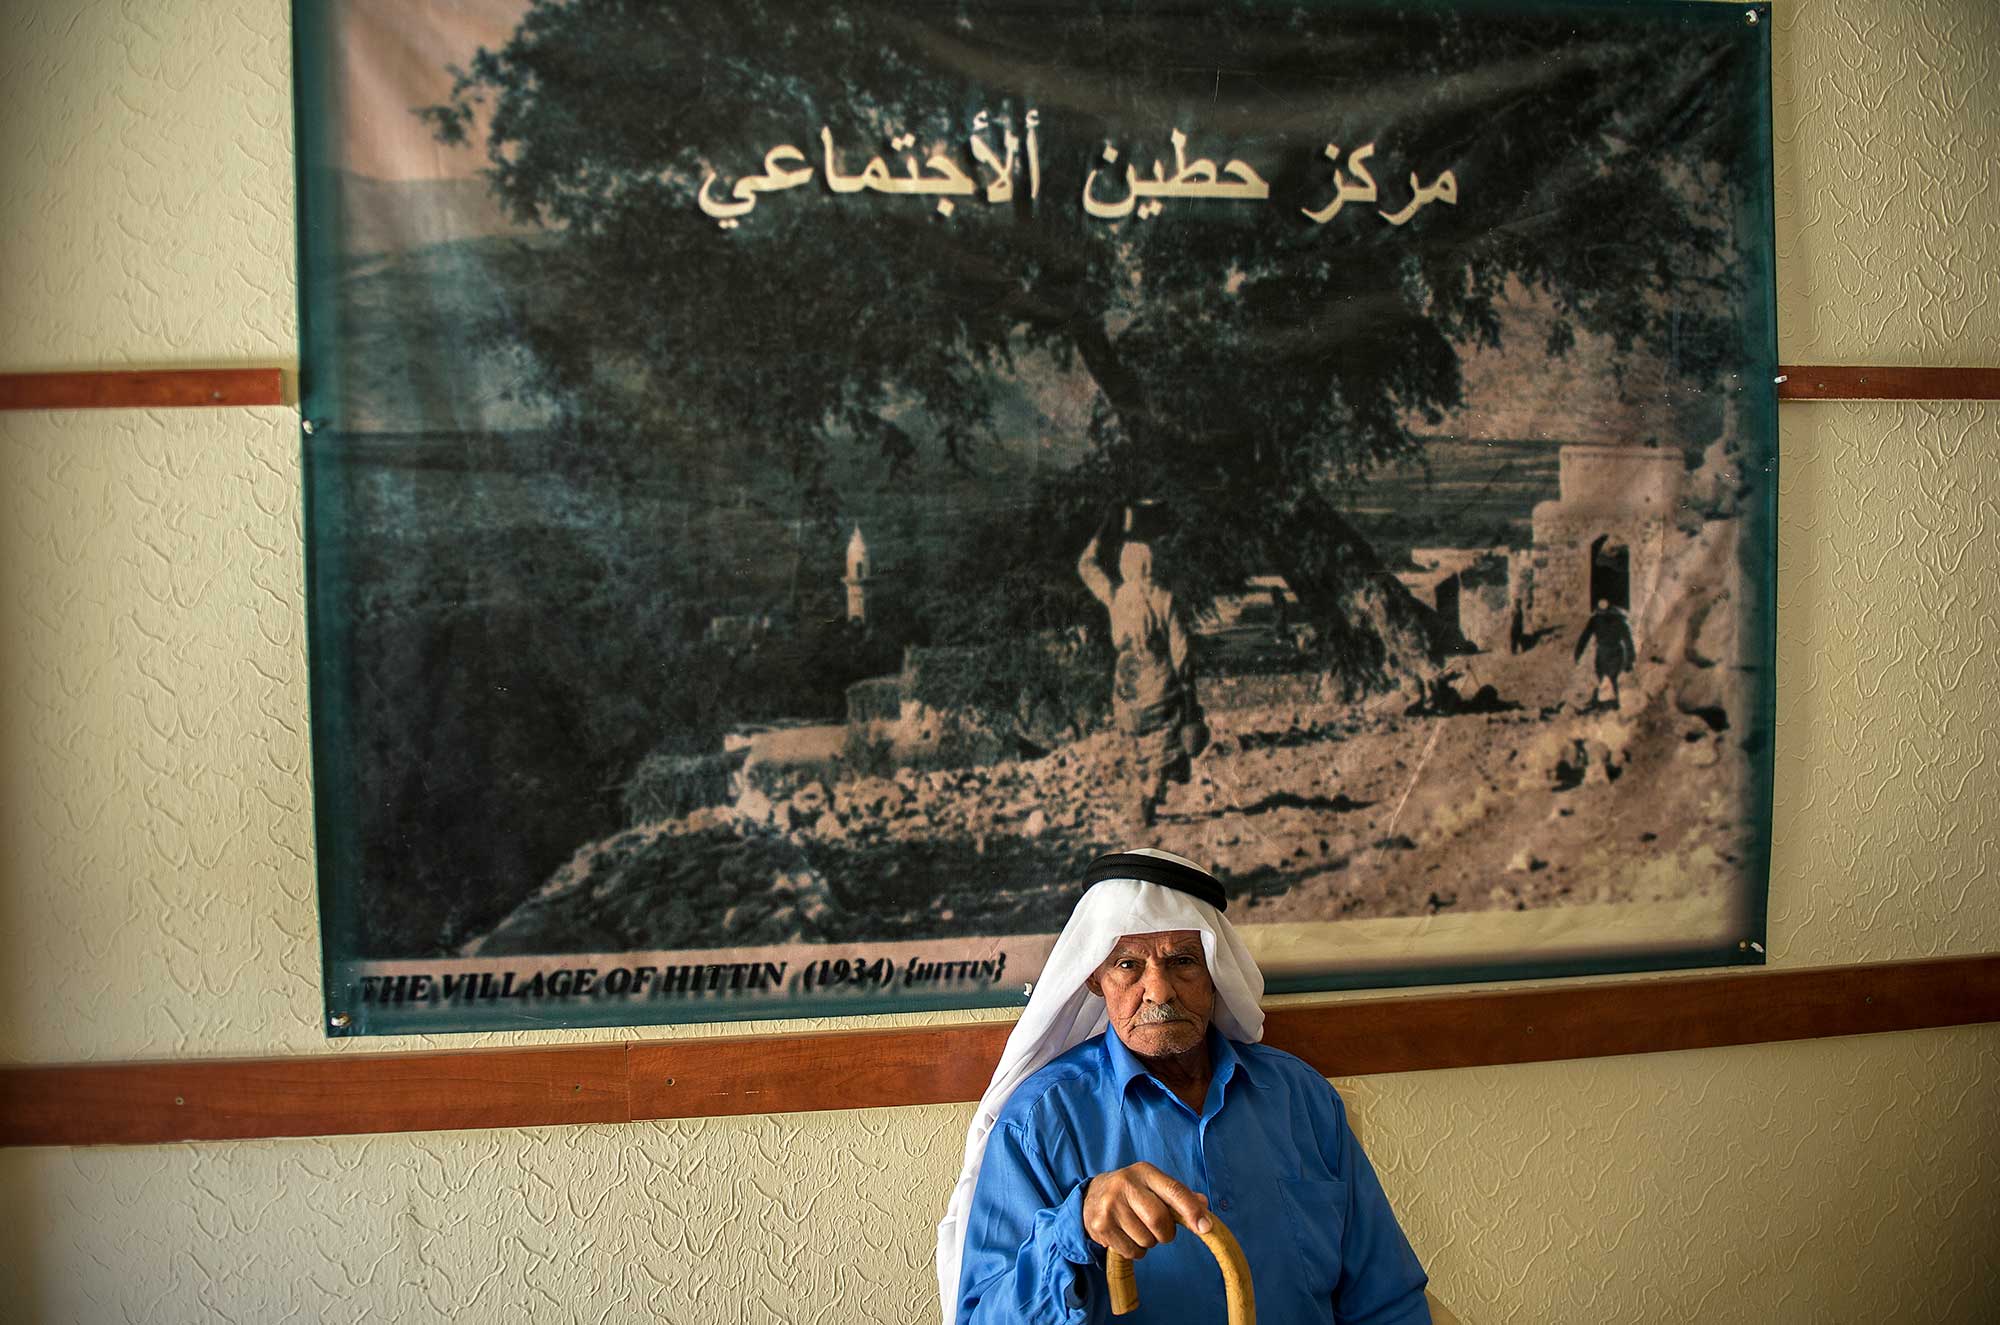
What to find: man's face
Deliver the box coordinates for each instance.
[1086,929,1215,1062]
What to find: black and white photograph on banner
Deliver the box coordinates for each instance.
[296,0,1778,1034]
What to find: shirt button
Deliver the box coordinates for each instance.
[1216,1198,1232,1211]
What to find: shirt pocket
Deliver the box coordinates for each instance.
[1280,1177,1348,1296]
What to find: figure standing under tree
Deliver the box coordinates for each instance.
[1078,505,1200,828]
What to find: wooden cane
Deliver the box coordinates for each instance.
[1105,1211,1256,1324]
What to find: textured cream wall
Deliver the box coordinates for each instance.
[1,0,1995,1322]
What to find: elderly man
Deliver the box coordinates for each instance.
[938,849,1430,1324]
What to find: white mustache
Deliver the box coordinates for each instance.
[1135,1001,1190,1025]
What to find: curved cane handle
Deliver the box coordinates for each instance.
[1105,1211,1255,1324]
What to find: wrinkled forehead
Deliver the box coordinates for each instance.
[1101,929,1206,960]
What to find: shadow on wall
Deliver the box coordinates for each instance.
[0,1150,46,1320]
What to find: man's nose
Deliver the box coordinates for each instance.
[1140,963,1174,1003]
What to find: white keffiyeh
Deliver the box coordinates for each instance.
[934,849,1266,1323]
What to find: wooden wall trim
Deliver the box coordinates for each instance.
[0,1045,629,1148]
[1776,365,2000,400]
[4,955,1995,1148]
[0,368,284,411]
[0,365,1991,414]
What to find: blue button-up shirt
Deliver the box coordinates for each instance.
[956,1029,1429,1324]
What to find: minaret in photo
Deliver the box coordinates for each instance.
[845,526,871,623]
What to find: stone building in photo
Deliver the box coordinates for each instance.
[1390,443,1688,655]
[1513,443,1686,637]
[1396,547,1513,653]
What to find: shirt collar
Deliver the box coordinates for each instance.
[1103,1025,1261,1105]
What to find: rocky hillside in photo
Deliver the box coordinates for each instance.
[466,516,1758,956]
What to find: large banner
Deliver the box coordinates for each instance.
[297,0,1777,1035]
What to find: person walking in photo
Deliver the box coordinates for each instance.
[1573,599,1636,710]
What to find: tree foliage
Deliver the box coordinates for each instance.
[427,0,1761,687]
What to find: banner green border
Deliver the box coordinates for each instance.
[294,0,1779,1037]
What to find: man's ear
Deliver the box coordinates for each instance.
[1085,972,1102,998]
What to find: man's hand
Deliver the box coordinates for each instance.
[1081,1162,1212,1260]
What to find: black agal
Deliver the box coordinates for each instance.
[1081,851,1227,911]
